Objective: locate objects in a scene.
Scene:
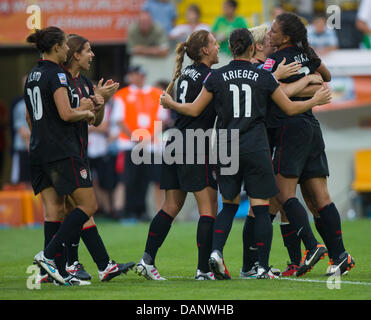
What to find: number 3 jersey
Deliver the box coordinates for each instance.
[174,63,216,132]
[203,59,279,154]
[24,59,81,165]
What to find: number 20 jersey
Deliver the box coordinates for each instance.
[24,59,81,165]
[203,59,279,154]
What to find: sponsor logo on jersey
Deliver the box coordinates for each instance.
[58,73,67,85]
[80,168,87,179]
[262,58,276,71]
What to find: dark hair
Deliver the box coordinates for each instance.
[276,12,320,64]
[166,29,210,94]
[26,26,66,53]
[228,28,253,57]
[188,4,201,18]
[225,0,238,9]
[64,34,89,68]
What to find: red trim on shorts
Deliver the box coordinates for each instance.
[278,125,286,173]
[82,224,96,231]
[282,230,296,238]
[115,151,125,174]
[215,229,224,233]
[256,242,264,246]
[200,215,216,220]
[70,157,80,187]
[149,232,157,237]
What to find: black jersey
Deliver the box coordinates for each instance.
[62,67,94,160]
[203,59,279,154]
[263,46,321,128]
[24,60,81,165]
[174,63,216,131]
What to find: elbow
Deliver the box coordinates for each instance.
[189,110,201,117]
[284,108,296,116]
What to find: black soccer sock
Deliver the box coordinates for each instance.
[55,245,68,278]
[65,231,81,266]
[242,215,258,272]
[318,203,346,261]
[81,225,110,271]
[196,215,215,273]
[283,198,318,251]
[41,221,61,275]
[44,208,89,259]
[144,210,174,265]
[252,205,273,270]
[212,203,239,254]
[314,216,333,259]
[280,223,302,265]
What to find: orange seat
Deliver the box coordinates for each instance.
[352,149,371,192]
[0,190,44,227]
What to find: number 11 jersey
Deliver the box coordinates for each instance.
[203,59,279,154]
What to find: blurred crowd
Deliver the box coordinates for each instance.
[1,0,371,222]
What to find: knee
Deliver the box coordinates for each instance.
[162,202,182,218]
[44,204,65,222]
[78,201,98,217]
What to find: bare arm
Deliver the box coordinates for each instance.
[295,84,322,98]
[271,85,332,116]
[282,74,323,98]
[356,19,371,34]
[53,87,95,123]
[316,62,331,82]
[160,87,213,117]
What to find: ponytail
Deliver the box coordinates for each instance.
[166,41,186,94]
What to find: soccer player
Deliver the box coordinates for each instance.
[241,24,327,278]
[25,27,96,285]
[160,28,332,279]
[135,30,219,280]
[265,12,355,276]
[59,34,135,282]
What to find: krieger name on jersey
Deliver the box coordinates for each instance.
[222,69,259,82]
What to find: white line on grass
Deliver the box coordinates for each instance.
[167,276,371,286]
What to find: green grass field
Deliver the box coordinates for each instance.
[0,218,370,300]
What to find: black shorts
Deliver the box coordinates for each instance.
[266,127,277,155]
[218,150,278,201]
[30,157,92,196]
[272,120,329,183]
[89,155,116,191]
[160,156,218,192]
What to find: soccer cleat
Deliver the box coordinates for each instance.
[195,269,215,280]
[270,266,281,277]
[295,244,328,277]
[325,253,355,277]
[135,259,166,280]
[239,262,259,279]
[117,261,136,275]
[99,260,126,282]
[280,263,300,277]
[256,266,279,279]
[36,272,53,284]
[63,274,91,286]
[208,250,231,280]
[34,251,65,285]
[66,261,92,280]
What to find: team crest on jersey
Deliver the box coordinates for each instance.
[262,58,276,71]
[58,73,67,85]
[80,168,87,179]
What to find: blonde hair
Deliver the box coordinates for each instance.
[166,30,210,94]
[249,24,269,45]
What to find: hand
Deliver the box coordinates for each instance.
[313,86,332,105]
[79,97,94,111]
[160,92,174,109]
[307,74,323,85]
[95,78,119,101]
[250,57,259,64]
[90,94,104,107]
[85,110,96,125]
[274,58,301,80]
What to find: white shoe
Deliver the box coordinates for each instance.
[135,259,166,280]
[98,260,122,282]
[64,274,91,286]
[240,262,259,279]
[34,251,65,285]
[195,269,215,280]
[208,250,231,280]
[256,266,279,279]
